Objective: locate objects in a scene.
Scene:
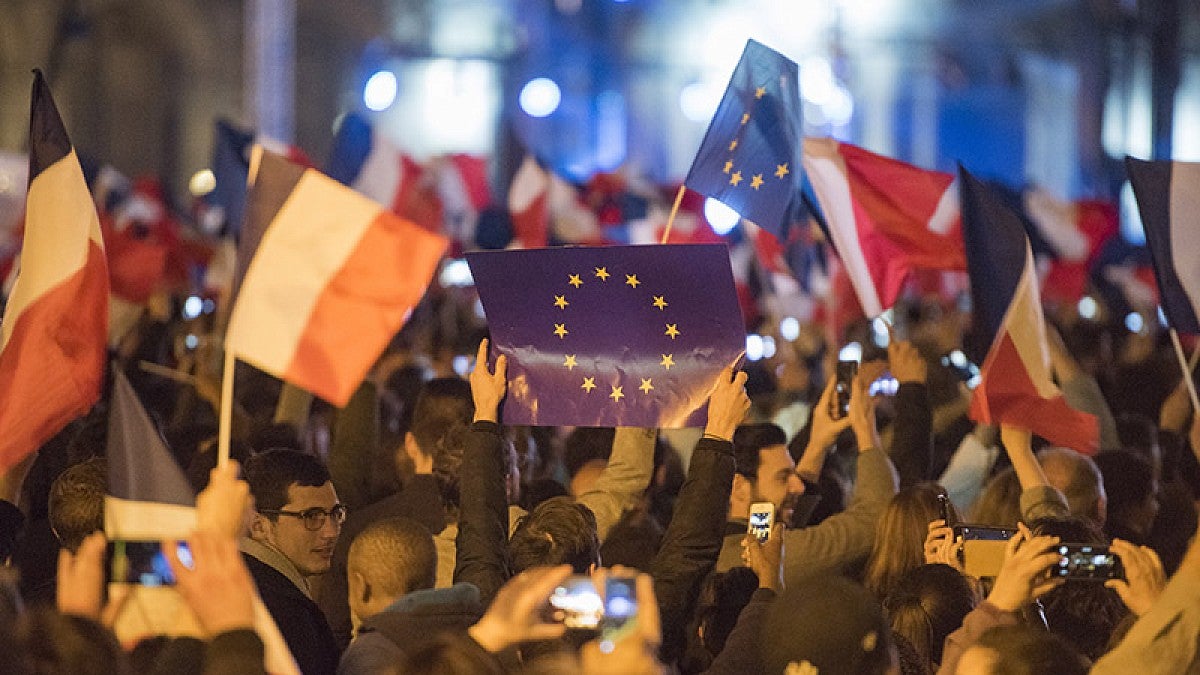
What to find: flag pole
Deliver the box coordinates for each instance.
[1169,328,1200,413]
[217,349,236,468]
[660,185,686,244]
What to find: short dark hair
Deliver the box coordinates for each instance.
[562,427,615,479]
[1114,413,1158,457]
[244,449,331,514]
[349,517,436,598]
[49,458,106,553]
[732,423,787,480]
[408,379,474,456]
[432,423,515,521]
[509,497,599,574]
[883,564,976,667]
[1095,451,1155,511]
[973,624,1089,674]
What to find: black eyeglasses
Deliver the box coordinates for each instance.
[260,504,347,531]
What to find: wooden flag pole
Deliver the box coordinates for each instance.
[1169,328,1200,414]
[217,349,236,468]
[660,185,686,244]
[1191,340,1200,372]
[137,360,197,386]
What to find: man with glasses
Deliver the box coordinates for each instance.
[244,449,345,675]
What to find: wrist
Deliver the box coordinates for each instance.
[468,619,510,653]
[703,428,733,443]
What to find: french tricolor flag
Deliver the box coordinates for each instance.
[802,137,964,317]
[227,148,448,406]
[0,71,108,471]
[959,167,1098,454]
[1125,157,1200,335]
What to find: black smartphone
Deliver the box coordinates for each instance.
[1053,544,1123,581]
[601,575,638,644]
[954,525,1015,578]
[937,492,954,527]
[107,540,190,586]
[832,360,858,420]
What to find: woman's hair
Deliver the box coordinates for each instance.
[883,564,978,669]
[864,483,959,599]
[969,467,1023,529]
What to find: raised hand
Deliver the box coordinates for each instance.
[986,523,1064,612]
[470,338,508,423]
[1105,539,1166,616]
[703,365,750,442]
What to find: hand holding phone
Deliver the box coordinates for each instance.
[832,360,858,420]
[1052,544,1123,581]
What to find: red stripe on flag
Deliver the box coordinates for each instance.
[285,213,447,406]
[970,331,1099,454]
[0,242,108,469]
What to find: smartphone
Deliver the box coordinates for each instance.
[1053,544,1123,581]
[107,540,191,586]
[832,360,858,420]
[748,502,775,544]
[600,575,638,645]
[955,525,1015,578]
[546,575,604,630]
[937,492,954,527]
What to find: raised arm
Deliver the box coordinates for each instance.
[886,339,934,487]
[1000,425,1069,522]
[575,426,657,542]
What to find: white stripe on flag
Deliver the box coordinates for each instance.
[353,130,402,206]
[1170,162,1200,326]
[104,495,197,540]
[927,179,960,236]
[997,245,1059,400]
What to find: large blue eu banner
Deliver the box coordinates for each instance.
[467,244,746,428]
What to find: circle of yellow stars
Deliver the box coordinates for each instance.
[719,81,791,193]
[549,263,683,403]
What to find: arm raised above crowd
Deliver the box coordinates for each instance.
[1001,425,1070,522]
[575,426,657,542]
[887,338,935,487]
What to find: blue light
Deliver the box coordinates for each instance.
[519,78,561,118]
[1125,312,1145,334]
[704,198,740,235]
[363,70,398,112]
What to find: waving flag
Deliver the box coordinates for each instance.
[803,138,964,317]
[959,167,1097,453]
[227,149,448,406]
[0,71,109,471]
[1125,157,1200,334]
[684,39,803,242]
[507,155,551,248]
[468,244,745,428]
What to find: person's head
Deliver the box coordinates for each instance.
[955,624,1089,675]
[562,427,615,497]
[402,378,474,475]
[509,497,599,574]
[969,467,1023,528]
[347,517,436,628]
[433,424,517,523]
[693,566,759,659]
[1094,451,1158,540]
[762,575,897,675]
[883,564,977,669]
[864,483,959,599]
[1115,413,1162,483]
[730,423,803,524]
[48,458,106,553]
[1038,447,1106,525]
[1028,516,1128,661]
[244,449,342,576]
[10,607,129,675]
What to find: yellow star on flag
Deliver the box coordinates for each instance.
[609,385,625,402]
[750,174,764,190]
[665,324,680,339]
[660,354,675,369]
[775,163,790,179]
[563,354,578,370]
[554,295,569,309]
[755,86,766,99]
[723,160,733,174]
[651,296,667,310]
[740,113,750,125]
[639,378,654,394]
[554,323,568,339]
[581,377,596,393]
[568,274,583,288]
[625,274,640,288]
[729,171,743,186]
[595,266,611,281]
[728,139,739,152]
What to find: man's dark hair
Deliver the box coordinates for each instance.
[732,423,787,479]
[48,458,106,553]
[509,497,599,574]
[408,378,474,455]
[562,427,615,479]
[349,517,436,598]
[1095,451,1155,513]
[243,449,331,514]
[433,423,515,522]
[883,563,976,667]
[973,624,1089,674]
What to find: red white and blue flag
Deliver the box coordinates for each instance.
[959,167,1098,453]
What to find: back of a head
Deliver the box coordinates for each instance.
[509,497,599,574]
[433,424,515,523]
[968,624,1089,675]
[10,607,129,675]
[561,427,615,478]
[883,564,976,668]
[1115,413,1159,462]
[1038,447,1105,524]
[349,517,437,600]
[1094,451,1155,516]
[243,449,330,512]
[732,422,787,479]
[48,458,107,553]
[408,378,474,454]
[763,576,893,675]
[696,566,760,658]
[969,467,1023,529]
[865,483,955,599]
[398,631,504,675]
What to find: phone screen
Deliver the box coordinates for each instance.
[547,576,603,630]
[748,504,774,544]
[601,575,638,645]
[833,360,858,419]
[108,541,190,586]
[1053,545,1122,580]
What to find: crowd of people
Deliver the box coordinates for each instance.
[0,277,1199,675]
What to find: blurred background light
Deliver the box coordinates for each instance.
[363,70,398,111]
[1125,312,1145,334]
[838,341,862,363]
[520,77,562,118]
[746,334,765,362]
[1078,295,1098,320]
[679,81,722,123]
[800,55,835,105]
[704,198,740,235]
[188,169,215,197]
[779,316,800,342]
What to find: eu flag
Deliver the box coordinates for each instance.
[467,244,746,428]
[685,39,803,242]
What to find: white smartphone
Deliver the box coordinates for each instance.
[748,502,775,544]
